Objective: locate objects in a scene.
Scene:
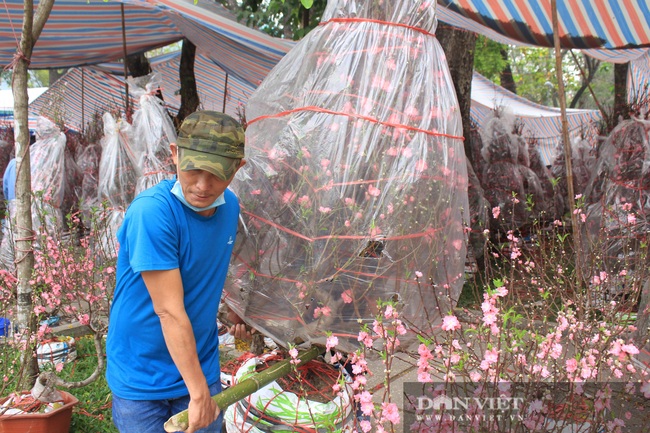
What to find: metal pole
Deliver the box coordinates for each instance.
[222,72,229,113]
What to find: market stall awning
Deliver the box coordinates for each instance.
[0,0,183,69]
[29,51,256,132]
[438,0,650,50]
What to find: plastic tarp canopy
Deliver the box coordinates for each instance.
[29,51,256,132]
[6,0,645,159]
[437,0,650,51]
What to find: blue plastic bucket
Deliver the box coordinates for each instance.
[0,317,10,337]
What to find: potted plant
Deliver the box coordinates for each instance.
[0,199,117,432]
[0,389,79,433]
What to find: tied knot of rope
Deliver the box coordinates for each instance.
[3,50,30,71]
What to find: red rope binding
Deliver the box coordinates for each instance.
[319,17,437,39]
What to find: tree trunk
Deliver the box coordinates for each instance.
[126,51,168,112]
[175,38,200,128]
[499,48,517,94]
[13,0,56,391]
[126,52,152,77]
[436,24,477,163]
[613,62,629,123]
[48,68,66,86]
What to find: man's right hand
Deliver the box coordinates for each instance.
[185,392,220,433]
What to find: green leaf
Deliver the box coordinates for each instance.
[301,0,314,8]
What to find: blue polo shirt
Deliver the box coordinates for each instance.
[106,178,240,399]
[2,158,16,201]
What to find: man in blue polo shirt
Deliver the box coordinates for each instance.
[2,158,15,201]
[106,111,247,433]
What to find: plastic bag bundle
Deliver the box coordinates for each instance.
[30,117,68,208]
[528,141,563,221]
[0,199,58,273]
[97,112,140,207]
[130,73,176,194]
[76,143,102,221]
[226,0,468,352]
[480,116,545,232]
[0,200,15,271]
[551,136,597,212]
[583,118,650,278]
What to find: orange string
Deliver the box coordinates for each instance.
[248,105,465,141]
[240,208,445,243]
[319,17,437,39]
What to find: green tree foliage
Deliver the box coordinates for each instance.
[229,0,326,40]
[473,35,507,84]
[508,47,603,109]
[1,69,49,89]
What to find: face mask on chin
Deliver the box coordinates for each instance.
[170,180,224,213]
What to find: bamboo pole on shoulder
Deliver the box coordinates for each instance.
[163,345,321,432]
[551,0,584,289]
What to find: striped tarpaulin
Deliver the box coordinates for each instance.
[471,72,601,165]
[437,3,650,108]
[0,0,182,69]
[29,67,131,132]
[29,51,256,132]
[149,51,256,115]
[628,50,650,102]
[437,0,650,50]
[133,0,293,58]
[132,0,295,88]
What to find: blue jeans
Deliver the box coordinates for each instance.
[112,383,223,433]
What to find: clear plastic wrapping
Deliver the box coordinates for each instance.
[551,136,598,218]
[528,141,562,221]
[225,0,469,352]
[0,200,15,271]
[583,118,650,278]
[0,199,60,273]
[30,117,68,208]
[97,112,140,208]
[76,143,102,223]
[480,116,546,233]
[130,73,176,194]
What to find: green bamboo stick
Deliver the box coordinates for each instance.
[164,345,321,432]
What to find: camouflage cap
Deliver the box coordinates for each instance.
[176,111,245,181]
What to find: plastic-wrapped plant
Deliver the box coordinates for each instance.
[582,118,650,298]
[129,73,176,195]
[225,0,469,353]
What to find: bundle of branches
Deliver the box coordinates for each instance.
[480,115,546,235]
[130,73,176,195]
[582,118,650,301]
[96,112,139,256]
[225,0,469,353]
